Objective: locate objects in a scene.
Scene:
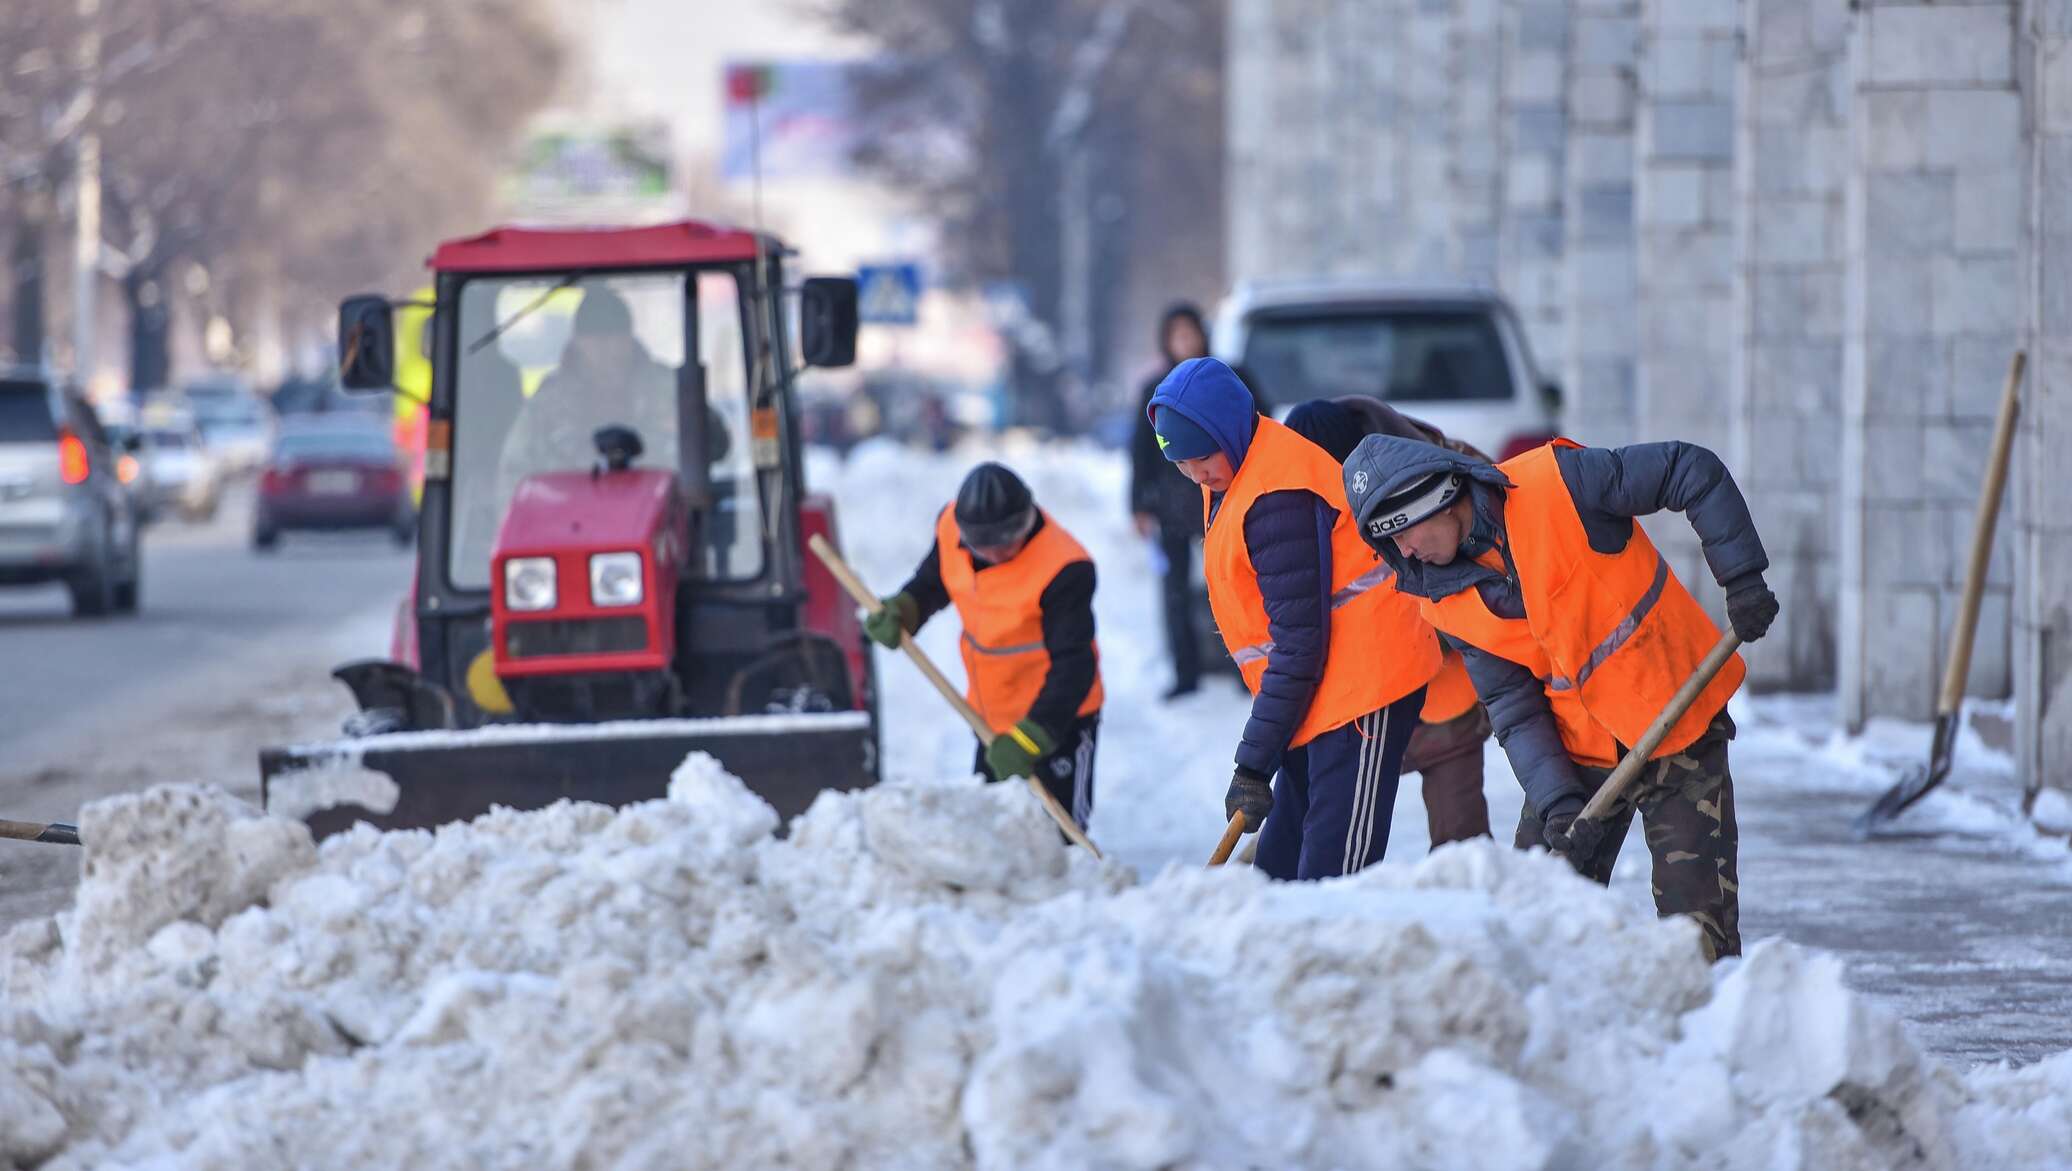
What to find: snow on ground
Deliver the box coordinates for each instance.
[6,439,2072,1167]
[7,764,2072,1170]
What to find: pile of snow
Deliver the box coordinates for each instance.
[6,764,2071,1170]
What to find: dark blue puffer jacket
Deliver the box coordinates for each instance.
[1150,358,1336,779]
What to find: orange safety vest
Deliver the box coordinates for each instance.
[1203,416,1441,747]
[1421,647,1481,724]
[1419,440,1743,767]
[936,506,1104,736]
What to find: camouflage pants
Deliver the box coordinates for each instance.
[1514,720,1741,962]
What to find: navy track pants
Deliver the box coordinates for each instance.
[1253,687,1425,881]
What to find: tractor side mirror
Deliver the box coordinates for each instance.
[338,295,397,391]
[800,277,858,368]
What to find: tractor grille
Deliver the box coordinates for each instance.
[505,617,649,659]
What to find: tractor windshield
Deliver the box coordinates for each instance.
[447,269,763,588]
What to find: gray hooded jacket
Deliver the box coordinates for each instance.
[1340,435,1768,818]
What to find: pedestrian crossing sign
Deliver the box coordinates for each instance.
[856,263,922,325]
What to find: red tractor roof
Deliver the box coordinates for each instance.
[429,220,770,274]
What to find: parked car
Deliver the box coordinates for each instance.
[253,421,413,550]
[181,374,277,472]
[0,370,143,615]
[139,414,222,522]
[1212,278,1561,460]
[100,421,166,523]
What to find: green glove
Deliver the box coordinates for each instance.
[863,593,919,649]
[984,719,1056,780]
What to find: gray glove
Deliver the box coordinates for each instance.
[1225,767,1274,832]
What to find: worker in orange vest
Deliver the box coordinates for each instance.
[1285,397,1493,849]
[1150,358,1442,878]
[864,463,1103,829]
[1341,434,1779,960]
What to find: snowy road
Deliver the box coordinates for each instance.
[0,487,404,923]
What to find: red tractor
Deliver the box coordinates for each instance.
[260,221,879,837]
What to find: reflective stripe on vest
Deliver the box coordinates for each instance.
[1229,561,1397,666]
[1200,416,1441,747]
[935,505,1105,735]
[1543,555,1669,692]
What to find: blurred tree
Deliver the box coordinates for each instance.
[812,0,1224,433]
[0,0,565,385]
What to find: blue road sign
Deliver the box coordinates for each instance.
[856,263,922,325]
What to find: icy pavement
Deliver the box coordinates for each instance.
[820,440,2072,1069]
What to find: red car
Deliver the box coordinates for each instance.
[253,422,414,549]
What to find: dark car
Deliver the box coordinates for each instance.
[254,423,413,550]
[0,370,143,615]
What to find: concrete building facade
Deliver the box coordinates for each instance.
[1225,0,2070,803]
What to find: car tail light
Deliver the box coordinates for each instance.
[1497,432,1558,462]
[117,453,142,484]
[260,467,289,495]
[58,432,90,485]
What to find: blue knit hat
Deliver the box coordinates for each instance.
[1154,404,1220,461]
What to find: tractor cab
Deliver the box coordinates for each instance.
[261,221,879,837]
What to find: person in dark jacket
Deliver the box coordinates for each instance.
[1285,398,1494,850]
[864,463,1104,829]
[1129,303,1214,699]
[1341,435,1779,960]
[1150,359,1440,878]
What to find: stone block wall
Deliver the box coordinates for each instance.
[1730,0,1850,689]
[1635,0,1741,602]
[1839,0,2022,726]
[1223,0,2064,797]
[1562,0,1640,447]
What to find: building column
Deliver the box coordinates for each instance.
[1728,0,1851,689]
[1840,0,2022,727]
[1499,0,1572,380]
[2017,0,2072,804]
[1561,0,1639,446]
[1634,0,1741,599]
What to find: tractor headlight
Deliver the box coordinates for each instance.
[589,551,643,607]
[504,557,557,612]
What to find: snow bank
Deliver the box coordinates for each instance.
[6,763,2070,1170]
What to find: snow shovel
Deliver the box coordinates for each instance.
[1207,811,1247,866]
[807,534,1104,859]
[1858,351,2027,834]
[0,818,80,846]
[1569,630,1744,837]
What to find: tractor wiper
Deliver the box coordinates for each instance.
[467,273,582,355]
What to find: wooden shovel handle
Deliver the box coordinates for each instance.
[807,533,1104,859]
[1579,631,1743,822]
[1936,350,2024,717]
[1207,811,1247,867]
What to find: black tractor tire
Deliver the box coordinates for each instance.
[113,531,142,613]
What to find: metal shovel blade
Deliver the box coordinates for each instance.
[1854,715,1958,837]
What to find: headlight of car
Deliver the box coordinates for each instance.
[589,551,643,607]
[504,556,557,612]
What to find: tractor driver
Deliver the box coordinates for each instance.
[864,463,1104,831]
[498,286,679,486]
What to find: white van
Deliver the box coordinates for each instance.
[1212,278,1561,461]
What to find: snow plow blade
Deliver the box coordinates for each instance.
[259,712,877,840]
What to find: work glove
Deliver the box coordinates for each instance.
[1723,574,1779,643]
[1539,794,1605,873]
[863,592,920,649]
[984,719,1056,781]
[1225,767,1275,832]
